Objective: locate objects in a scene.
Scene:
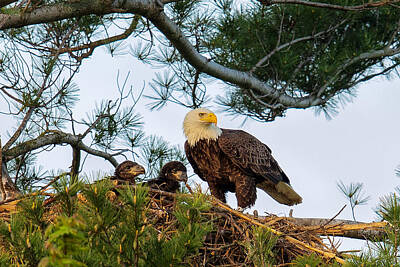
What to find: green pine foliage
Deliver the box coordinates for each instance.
[2,175,400,266]
[0,198,47,266]
[242,226,278,266]
[0,176,213,266]
[210,0,400,120]
[39,216,87,267]
[342,188,400,266]
[337,180,371,221]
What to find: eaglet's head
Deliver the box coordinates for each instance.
[183,108,222,146]
[160,161,188,183]
[115,161,145,180]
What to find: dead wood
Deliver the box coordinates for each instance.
[283,217,388,241]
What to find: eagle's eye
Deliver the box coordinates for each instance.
[198,112,206,117]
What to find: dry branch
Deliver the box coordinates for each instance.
[285,217,388,240]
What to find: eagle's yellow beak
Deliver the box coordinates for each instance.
[128,165,145,176]
[200,112,217,124]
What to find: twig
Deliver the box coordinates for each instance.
[323,204,347,226]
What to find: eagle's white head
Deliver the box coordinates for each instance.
[183,108,222,146]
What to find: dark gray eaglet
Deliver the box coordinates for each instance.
[145,161,188,192]
[183,108,302,209]
[113,161,145,184]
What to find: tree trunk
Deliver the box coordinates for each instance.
[0,139,20,201]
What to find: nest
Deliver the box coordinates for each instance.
[146,188,345,266]
[0,183,388,266]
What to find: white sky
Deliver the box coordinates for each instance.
[1,38,400,252]
[71,49,400,220]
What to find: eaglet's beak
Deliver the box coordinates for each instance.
[200,112,217,124]
[129,165,145,176]
[173,171,188,182]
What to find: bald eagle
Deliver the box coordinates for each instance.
[183,108,302,209]
[145,161,188,192]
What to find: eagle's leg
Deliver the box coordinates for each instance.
[207,181,227,203]
[234,174,256,209]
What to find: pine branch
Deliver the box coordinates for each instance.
[258,0,400,11]
[3,130,118,167]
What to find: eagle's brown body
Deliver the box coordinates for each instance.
[183,108,302,209]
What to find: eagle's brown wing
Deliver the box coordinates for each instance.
[217,129,290,185]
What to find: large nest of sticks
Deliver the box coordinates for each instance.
[0,182,388,266]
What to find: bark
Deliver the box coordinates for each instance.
[0,139,20,201]
[259,0,400,11]
[3,130,118,167]
[70,145,81,181]
[284,217,388,241]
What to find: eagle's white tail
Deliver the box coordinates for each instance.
[257,181,302,206]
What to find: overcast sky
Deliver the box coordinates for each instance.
[70,49,400,220]
[2,37,399,251]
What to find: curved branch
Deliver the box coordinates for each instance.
[148,11,323,108]
[317,46,400,97]
[2,0,399,112]
[3,131,118,167]
[0,0,321,108]
[55,15,141,60]
[251,19,348,73]
[260,0,400,11]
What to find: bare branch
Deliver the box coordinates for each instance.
[0,86,23,105]
[285,217,388,241]
[317,46,400,98]
[54,15,141,58]
[0,1,110,29]
[259,0,400,11]
[250,19,348,73]
[2,27,75,151]
[3,130,118,167]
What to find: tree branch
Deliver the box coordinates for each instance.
[2,0,399,113]
[317,46,400,97]
[148,10,325,108]
[259,0,400,11]
[285,217,388,241]
[0,0,321,108]
[55,15,141,60]
[0,1,111,29]
[3,130,118,167]
[2,27,74,151]
[250,19,348,73]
